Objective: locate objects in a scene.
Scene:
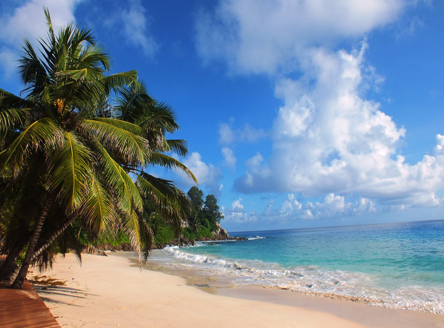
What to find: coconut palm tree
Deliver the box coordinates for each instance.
[0,9,196,289]
[113,82,193,238]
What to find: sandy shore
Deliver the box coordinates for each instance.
[29,253,444,328]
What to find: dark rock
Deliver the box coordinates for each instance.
[82,245,107,256]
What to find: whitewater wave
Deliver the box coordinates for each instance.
[152,247,444,315]
[247,236,265,241]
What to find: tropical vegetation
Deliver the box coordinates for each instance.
[0,9,196,289]
[182,186,224,241]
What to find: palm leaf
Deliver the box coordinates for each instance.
[138,173,191,215]
[81,174,117,234]
[79,118,148,166]
[165,139,188,157]
[93,138,143,212]
[137,172,191,238]
[49,131,93,211]
[146,152,197,183]
[103,71,138,94]
[0,108,28,133]
[19,39,49,98]
[138,101,179,133]
[114,83,154,122]
[125,209,153,263]
[0,89,32,109]
[0,117,63,175]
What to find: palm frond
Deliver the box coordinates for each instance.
[0,108,28,133]
[0,117,63,176]
[146,152,197,183]
[49,131,93,211]
[139,101,179,133]
[0,89,32,109]
[81,174,117,234]
[103,71,138,94]
[137,172,191,237]
[165,139,188,157]
[137,173,175,204]
[93,138,143,212]
[125,209,153,263]
[114,83,154,122]
[19,39,49,99]
[79,118,148,166]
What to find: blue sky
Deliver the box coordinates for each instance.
[1,0,444,232]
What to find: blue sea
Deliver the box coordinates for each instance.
[149,219,444,314]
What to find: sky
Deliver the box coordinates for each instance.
[1,0,444,232]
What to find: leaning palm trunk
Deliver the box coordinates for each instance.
[0,242,22,281]
[11,194,53,288]
[30,211,79,263]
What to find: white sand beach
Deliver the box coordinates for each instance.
[30,253,444,328]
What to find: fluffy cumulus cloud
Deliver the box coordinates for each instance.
[0,0,81,75]
[224,192,378,226]
[196,0,404,75]
[223,197,260,223]
[197,0,444,212]
[280,193,376,220]
[178,152,222,196]
[236,46,444,207]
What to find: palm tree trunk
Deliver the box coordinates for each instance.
[10,194,53,289]
[31,211,78,263]
[0,242,22,281]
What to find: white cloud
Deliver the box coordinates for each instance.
[179,152,222,196]
[0,0,79,43]
[0,0,81,76]
[199,0,444,209]
[224,192,377,226]
[120,0,158,57]
[219,122,267,145]
[236,45,444,206]
[196,0,403,75]
[280,192,377,220]
[280,193,302,215]
[232,198,244,210]
[222,147,237,169]
[219,123,235,144]
[0,49,17,78]
[240,152,272,190]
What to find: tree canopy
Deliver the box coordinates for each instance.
[181,186,224,240]
[0,9,196,288]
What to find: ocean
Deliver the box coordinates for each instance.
[149,219,444,314]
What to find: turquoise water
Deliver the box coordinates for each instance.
[150,219,444,313]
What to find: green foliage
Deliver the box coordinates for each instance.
[0,8,196,286]
[184,187,224,239]
[182,226,213,241]
[154,226,175,245]
[95,230,131,247]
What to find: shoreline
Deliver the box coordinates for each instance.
[31,252,444,328]
[138,251,444,328]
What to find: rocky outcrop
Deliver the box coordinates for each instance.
[212,223,230,240]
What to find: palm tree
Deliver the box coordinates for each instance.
[0,9,196,288]
[113,82,193,240]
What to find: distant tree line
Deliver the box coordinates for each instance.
[184,186,224,240]
[143,186,224,244]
